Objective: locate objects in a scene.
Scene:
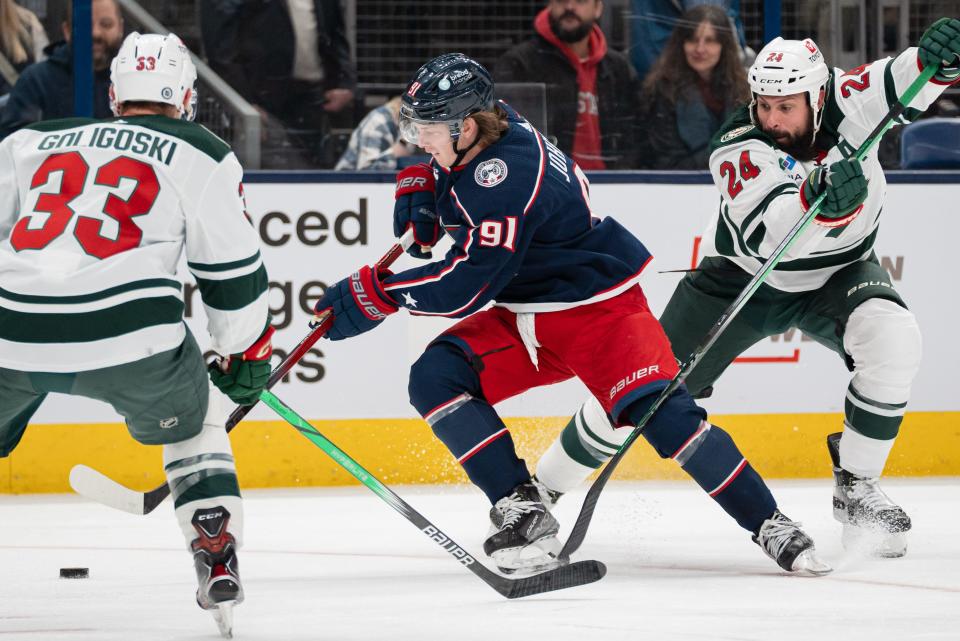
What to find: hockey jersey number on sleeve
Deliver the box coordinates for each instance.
[839,64,872,97]
[479,216,518,250]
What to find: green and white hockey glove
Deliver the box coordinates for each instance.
[801,158,868,228]
[209,326,275,405]
[919,17,960,83]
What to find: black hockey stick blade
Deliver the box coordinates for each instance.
[493,559,607,599]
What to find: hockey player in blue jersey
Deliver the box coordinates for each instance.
[313,53,830,576]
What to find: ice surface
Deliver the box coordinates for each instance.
[1,479,957,640]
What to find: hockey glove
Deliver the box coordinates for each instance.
[801,158,868,228]
[209,326,275,405]
[918,17,960,83]
[314,264,398,341]
[393,163,439,259]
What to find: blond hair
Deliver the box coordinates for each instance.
[468,104,509,147]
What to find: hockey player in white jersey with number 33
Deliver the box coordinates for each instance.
[537,19,960,560]
[0,33,274,637]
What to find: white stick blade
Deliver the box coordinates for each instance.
[69,465,146,515]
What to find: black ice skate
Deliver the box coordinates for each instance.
[827,433,911,557]
[191,506,243,638]
[752,509,832,576]
[484,481,561,575]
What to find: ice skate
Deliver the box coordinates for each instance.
[752,510,832,576]
[191,507,244,638]
[484,481,562,575]
[827,433,911,557]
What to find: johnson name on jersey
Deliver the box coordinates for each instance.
[382,102,652,316]
[0,116,269,372]
[700,47,950,292]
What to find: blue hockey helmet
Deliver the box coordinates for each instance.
[399,53,495,146]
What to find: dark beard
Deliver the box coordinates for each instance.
[780,127,818,161]
[549,13,594,43]
[763,111,818,161]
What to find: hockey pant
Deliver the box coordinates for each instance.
[407,289,682,505]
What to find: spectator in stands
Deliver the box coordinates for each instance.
[0,0,121,138]
[335,96,421,170]
[637,4,748,169]
[497,0,642,169]
[630,0,748,83]
[0,0,48,101]
[201,0,357,169]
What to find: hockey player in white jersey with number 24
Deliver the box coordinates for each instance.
[0,33,274,637]
[536,18,960,561]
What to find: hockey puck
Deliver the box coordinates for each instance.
[59,567,89,579]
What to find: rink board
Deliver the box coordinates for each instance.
[1,411,958,493]
[7,172,959,493]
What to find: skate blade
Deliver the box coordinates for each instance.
[791,549,833,576]
[842,524,907,558]
[212,602,235,639]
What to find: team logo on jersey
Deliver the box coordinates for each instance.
[720,125,755,142]
[475,158,508,187]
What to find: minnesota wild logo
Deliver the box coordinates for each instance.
[720,124,755,142]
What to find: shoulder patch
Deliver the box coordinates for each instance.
[720,124,756,142]
[474,158,508,188]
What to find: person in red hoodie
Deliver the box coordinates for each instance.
[497,0,643,169]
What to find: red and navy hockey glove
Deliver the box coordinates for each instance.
[393,163,439,259]
[313,264,398,341]
[801,158,868,228]
[208,325,275,405]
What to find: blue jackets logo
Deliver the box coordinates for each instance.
[475,158,508,187]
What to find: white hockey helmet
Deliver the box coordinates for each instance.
[110,32,198,120]
[748,37,830,135]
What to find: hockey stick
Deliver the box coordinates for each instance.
[259,388,606,598]
[557,64,939,561]
[70,229,416,515]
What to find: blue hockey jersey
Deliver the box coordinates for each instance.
[381,103,651,316]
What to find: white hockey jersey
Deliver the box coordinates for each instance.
[700,47,952,292]
[0,115,269,372]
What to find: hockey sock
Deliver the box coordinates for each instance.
[624,391,775,533]
[164,400,243,547]
[409,342,529,503]
[675,423,775,533]
[536,395,626,493]
[427,397,530,504]
[840,298,919,476]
